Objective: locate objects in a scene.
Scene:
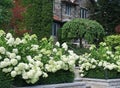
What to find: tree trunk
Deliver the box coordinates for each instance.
[79,37,83,48]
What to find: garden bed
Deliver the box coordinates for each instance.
[13,82,86,88]
[76,78,120,88]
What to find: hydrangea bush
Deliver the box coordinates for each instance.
[79,35,120,79]
[0,30,79,86]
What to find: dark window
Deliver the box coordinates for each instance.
[65,4,72,15]
[80,8,87,18]
[52,22,60,36]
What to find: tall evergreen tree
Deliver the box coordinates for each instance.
[22,0,53,39]
[90,0,120,35]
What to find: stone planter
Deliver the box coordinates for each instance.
[13,82,86,88]
[75,78,120,88]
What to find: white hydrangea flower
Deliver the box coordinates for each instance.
[10,59,18,66]
[35,70,42,77]
[42,72,48,78]
[0,47,6,54]
[22,72,29,79]
[80,74,84,77]
[12,48,18,54]
[0,61,9,68]
[21,39,27,44]
[27,56,34,63]
[35,61,43,67]
[14,67,19,72]
[11,71,17,77]
[9,53,16,59]
[6,33,12,39]
[18,63,26,70]
[53,48,57,52]
[106,51,112,55]
[106,63,117,70]
[98,61,103,67]
[100,42,106,46]
[31,77,39,84]
[55,42,60,47]
[31,45,39,51]
[16,55,21,60]
[89,44,96,50]
[27,71,34,78]
[62,42,68,51]
[56,64,61,70]
[2,67,13,73]
[7,37,15,46]
[14,38,21,45]
[61,56,68,63]
[4,57,9,61]
[24,64,29,70]
[68,50,74,54]
[69,60,75,66]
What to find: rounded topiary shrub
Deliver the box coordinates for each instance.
[61,18,105,47]
[0,70,12,88]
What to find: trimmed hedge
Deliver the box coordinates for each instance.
[85,68,120,79]
[13,70,74,87]
[0,70,12,88]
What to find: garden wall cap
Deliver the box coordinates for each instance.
[13,82,86,88]
[75,78,120,83]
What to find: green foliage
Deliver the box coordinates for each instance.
[22,0,53,39]
[0,0,13,29]
[0,70,13,88]
[104,35,120,48]
[13,70,74,87]
[90,0,120,34]
[61,18,105,47]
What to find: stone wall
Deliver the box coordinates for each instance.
[53,0,92,22]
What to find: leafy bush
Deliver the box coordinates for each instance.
[104,35,120,50]
[0,70,12,88]
[78,35,120,78]
[0,30,78,86]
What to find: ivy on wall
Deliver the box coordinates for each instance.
[0,0,13,29]
[22,0,53,39]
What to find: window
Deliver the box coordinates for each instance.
[65,4,72,15]
[80,8,87,18]
[52,22,60,36]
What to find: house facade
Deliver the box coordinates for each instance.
[52,0,92,37]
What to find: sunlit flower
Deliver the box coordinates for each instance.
[55,42,60,47]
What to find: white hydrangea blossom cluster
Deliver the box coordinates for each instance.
[0,30,78,84]
[79,43,120,77]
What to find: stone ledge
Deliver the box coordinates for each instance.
[13,82,86,88]
[75,78,120,88]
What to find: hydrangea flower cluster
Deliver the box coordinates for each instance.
[0,30,79,84]
[79,41,120,77]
